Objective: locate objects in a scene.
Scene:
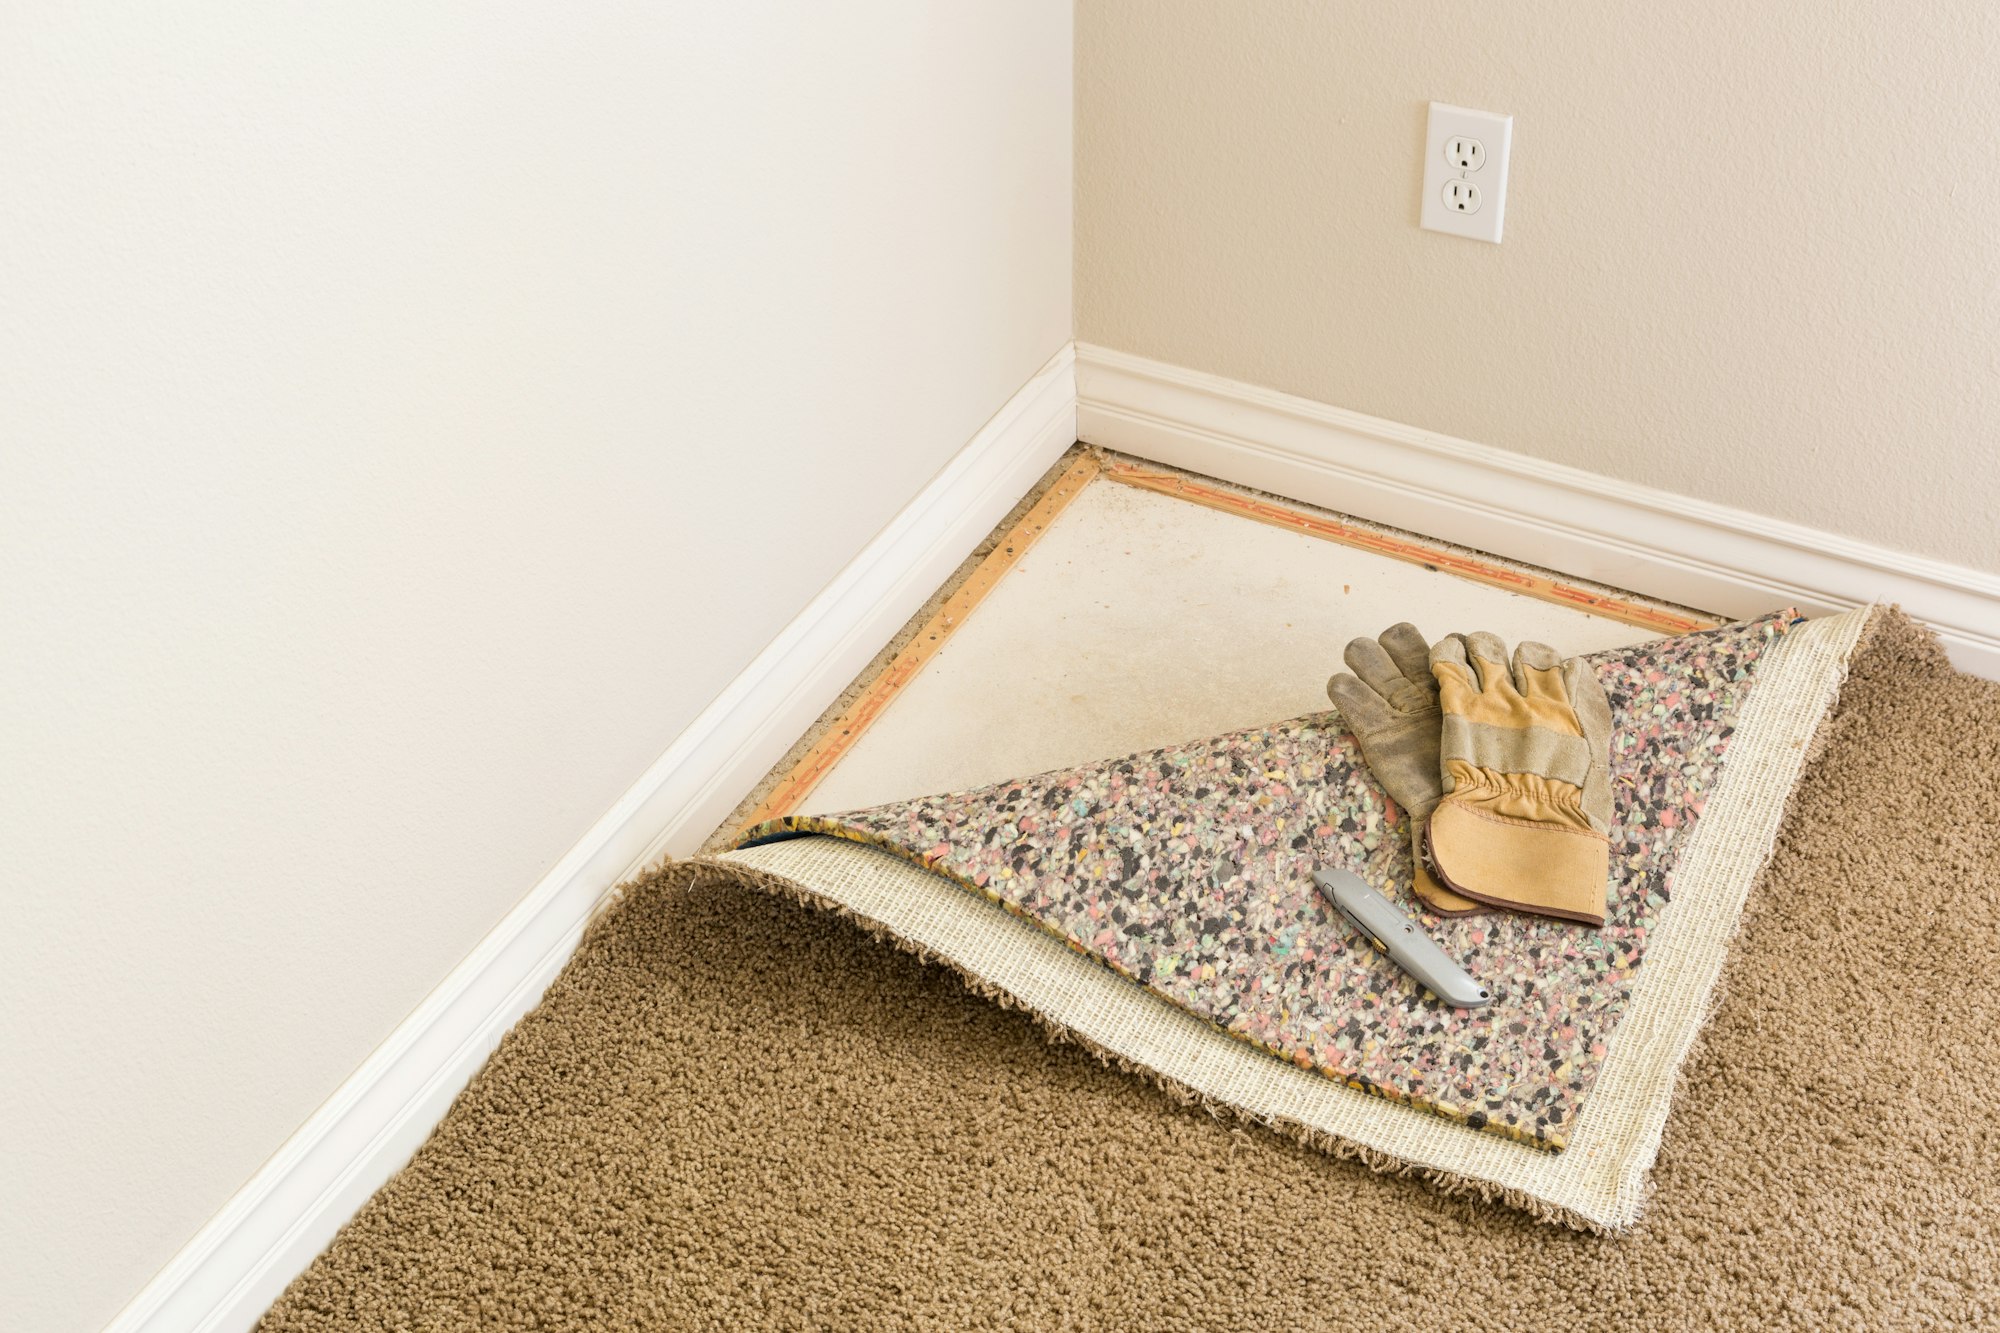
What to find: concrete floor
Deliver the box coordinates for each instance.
[802,477,1668,815]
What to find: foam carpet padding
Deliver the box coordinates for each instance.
[738,613,1800,1156]
[714,609,1868,1229]
[260,609,1997,1331]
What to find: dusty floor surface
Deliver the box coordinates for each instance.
[707,444,1704,847]
[261,613,1999,1332]
[794,469,1660,817]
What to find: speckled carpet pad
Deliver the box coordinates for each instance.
[261,610,1999,1331]
[742,613,1794,1152]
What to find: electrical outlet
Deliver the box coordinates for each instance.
[1420,103,1512,243]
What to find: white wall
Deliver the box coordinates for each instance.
[1076,0,2000,571]
[0,5,1071,1329]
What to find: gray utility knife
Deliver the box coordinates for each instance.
[1312,868,1491,1009]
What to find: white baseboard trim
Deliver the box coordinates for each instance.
[1076,343,2000,678]
[103,344,1079,1333]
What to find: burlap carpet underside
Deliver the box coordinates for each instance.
[262,612,1999,1332]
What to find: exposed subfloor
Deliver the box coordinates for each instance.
[722,449,1712,830]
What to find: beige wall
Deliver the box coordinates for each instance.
[1077,0,2000,570]
[0,5,1070,1329]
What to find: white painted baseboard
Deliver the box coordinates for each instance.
[1076,343,2000,678]
[102,344,1078,1333]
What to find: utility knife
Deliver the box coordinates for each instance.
[1312,868,1491,1009]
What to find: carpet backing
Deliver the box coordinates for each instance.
[260,611,1999,1331]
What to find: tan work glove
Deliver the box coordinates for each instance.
[1423,632,1615,927]
[1325,624,1485,917]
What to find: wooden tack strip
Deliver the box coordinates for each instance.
[1101,461,1718,637]
[735,452,1103,832]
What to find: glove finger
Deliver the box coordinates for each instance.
[1326,671,1396,733]
[1512,640,1567,703]
[1343,636,1418,706]
[1562,656,1614,750]
[1376,622,1435,692]
[1463,631,1518,697]
[1562,656,1617,831]
[1429,633,1478,713]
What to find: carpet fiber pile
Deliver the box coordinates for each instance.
[261,612,1998,1331]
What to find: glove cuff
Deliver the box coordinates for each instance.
[1409,816,1488,917]
[1441,760,1605,837]
[1424,799,1610,927]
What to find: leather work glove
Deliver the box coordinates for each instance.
[1325,624,1485,917]
[1423,632,1615,927]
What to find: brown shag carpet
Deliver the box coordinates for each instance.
[261,613,2000,1331]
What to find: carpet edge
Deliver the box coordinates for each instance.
[618,854,1621,1235]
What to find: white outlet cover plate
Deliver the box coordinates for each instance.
[1420,102,1512,244]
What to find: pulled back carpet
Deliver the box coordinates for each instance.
[260,612,1998,1331]
[724,609,1827,1219]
